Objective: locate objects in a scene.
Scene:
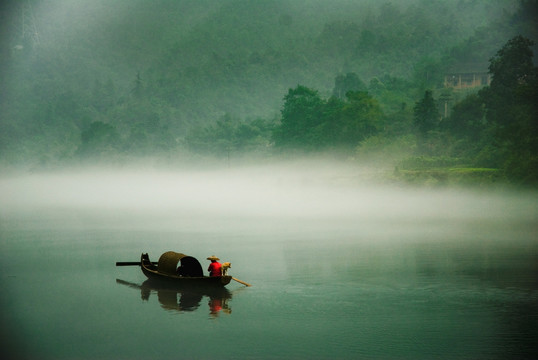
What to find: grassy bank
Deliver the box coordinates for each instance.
[392,156,504,187]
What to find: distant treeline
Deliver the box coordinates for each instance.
[187,36,538,185]
[0,1,537,185]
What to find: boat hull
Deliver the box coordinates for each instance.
[140,253,232,287]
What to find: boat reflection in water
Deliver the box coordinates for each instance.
[116,279,232,317]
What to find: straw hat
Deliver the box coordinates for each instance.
[207,255,220,261]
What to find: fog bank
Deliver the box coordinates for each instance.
[1,164,536,241]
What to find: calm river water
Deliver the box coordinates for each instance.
[1,165,537,359]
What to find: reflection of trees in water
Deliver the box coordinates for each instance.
[116,279,232,316]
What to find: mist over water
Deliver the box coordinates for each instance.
[1,162,537,359]
[2,162,535,236]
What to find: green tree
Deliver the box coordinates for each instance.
[482,36,536,131]
[413,57,444,92]
[480,35,538,183]
[413,90,441,155]
[76,121,120,159]
[445,93,485,141]
[332,72,367,99]
[319,96,345,148]
[413,90,439,137]
[338,91,383,148]
[185,114,237,157]
[185,114,274,160]
[384,102,413,137]
[273,85,324,150]
[274,86,383,152]
[234,118,274,152]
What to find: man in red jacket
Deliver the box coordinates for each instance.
[207,255,222,277]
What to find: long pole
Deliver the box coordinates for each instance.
[116,261,157,266]
[232,277,251,287]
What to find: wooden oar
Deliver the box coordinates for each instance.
[232,277,252,287]
[116,261,157,266]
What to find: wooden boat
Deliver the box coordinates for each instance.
[139,251,232,287]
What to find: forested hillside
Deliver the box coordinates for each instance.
[1,0,537,185]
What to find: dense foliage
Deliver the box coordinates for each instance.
[1,0,537,185]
